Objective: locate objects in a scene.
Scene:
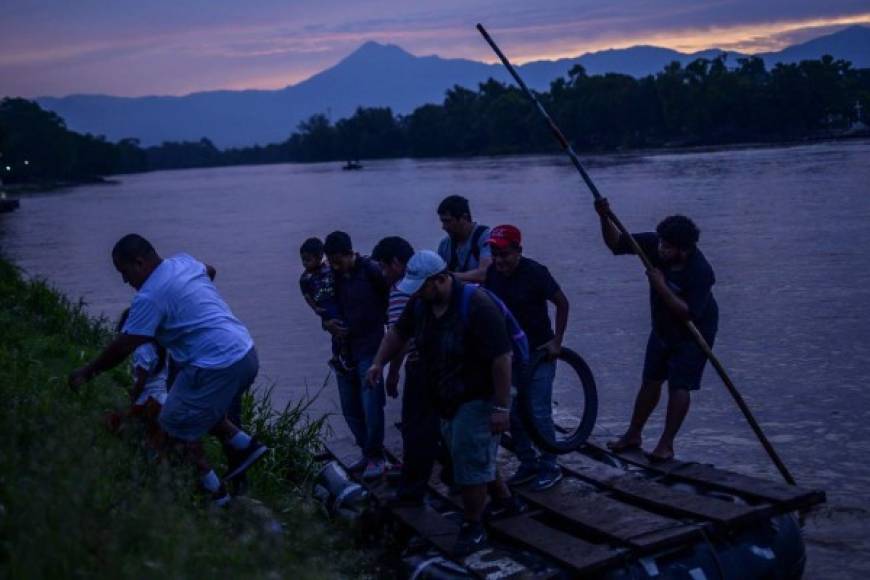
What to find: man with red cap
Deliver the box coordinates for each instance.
[484,225,571,491]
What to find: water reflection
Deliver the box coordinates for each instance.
[2,140,869,577]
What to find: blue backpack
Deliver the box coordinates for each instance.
[458,284,530,368]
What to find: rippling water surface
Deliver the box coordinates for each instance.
[2,140,869,577]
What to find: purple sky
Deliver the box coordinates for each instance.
[2,0,869,98]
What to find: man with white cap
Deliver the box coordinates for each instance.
[367,250,519,557]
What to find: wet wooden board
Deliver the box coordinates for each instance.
[518,481,704,552]
[605,477,768,526]
[327,436,536,579]
[559,453,770,526]
[491,513,628,574]
[391,505,459,553]
[585,440,826,510]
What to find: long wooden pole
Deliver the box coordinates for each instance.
[476,23,797,486]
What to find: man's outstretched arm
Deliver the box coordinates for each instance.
[366,328,408,386]
[69,333,152,390]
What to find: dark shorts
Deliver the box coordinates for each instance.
[642,331,714,391]
[159,347,258,441]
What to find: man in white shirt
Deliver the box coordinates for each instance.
[69,234,268,505]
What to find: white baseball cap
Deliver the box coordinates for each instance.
[397,250,448,295]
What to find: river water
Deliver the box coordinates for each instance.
[2,140,869,577]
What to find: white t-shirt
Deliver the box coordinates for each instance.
[122,253,254,369]
[131,342,168,406]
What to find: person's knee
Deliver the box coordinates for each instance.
[667,385,693,400]
[641,379,664,391]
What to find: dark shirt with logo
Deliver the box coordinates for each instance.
[484,257,561,349]
[394,278,512,416]
[616,232,718,341]
[334,255,389,359]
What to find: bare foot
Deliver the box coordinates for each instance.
[646,443,674,463]
[606,433,642,452]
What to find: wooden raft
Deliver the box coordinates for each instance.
[326,429,826,578]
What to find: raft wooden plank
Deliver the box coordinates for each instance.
[559,452,770,526]
[390,505,459,553]
[328,436,539,579]
[518,482,703,552]
[607,477,767,526]
[585,441,826,509]
[491,513,627,574]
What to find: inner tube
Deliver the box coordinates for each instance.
[516,347,598,454]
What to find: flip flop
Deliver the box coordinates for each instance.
[644,450,675,463]
[606,439,642,453]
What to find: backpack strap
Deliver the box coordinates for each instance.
[459,283,530,366]
[450,225,488,273]
[468,224,487,266]
[458,283,478,326]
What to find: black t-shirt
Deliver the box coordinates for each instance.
[394,278,512,413]
[484,257,561,349]
[615,232,718,341]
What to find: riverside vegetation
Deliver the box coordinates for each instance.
[1,54,868,185]
[0,257,365,578]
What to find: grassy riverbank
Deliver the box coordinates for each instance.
[0,257,362,578]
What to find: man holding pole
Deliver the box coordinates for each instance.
[595,199,718,462]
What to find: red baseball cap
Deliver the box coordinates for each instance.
[487,225,522,250]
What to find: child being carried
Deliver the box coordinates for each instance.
[105,309,169,449]
[299,237,354,374]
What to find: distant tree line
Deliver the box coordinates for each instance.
[1,55,868,183]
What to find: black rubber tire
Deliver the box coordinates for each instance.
[517,347,598,455]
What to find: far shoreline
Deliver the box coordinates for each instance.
[7,133,869,194]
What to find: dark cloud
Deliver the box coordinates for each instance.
[1,0,868,97]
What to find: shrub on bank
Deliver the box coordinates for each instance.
[0,258,361,579]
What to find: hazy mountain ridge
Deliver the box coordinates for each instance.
[33,25,870,147]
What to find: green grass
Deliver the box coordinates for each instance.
[0,258,363,579]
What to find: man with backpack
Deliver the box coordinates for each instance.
[324,231,390,480]
[436,195,491,283]
[367,250,523,557]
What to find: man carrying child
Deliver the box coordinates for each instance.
[69,234,268,505]
[299,237,353,374]
[322,231,390,480]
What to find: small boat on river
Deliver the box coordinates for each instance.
[342,161,364,171]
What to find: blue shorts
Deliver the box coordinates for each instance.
[441,399,500,486]
[159,347,259,441]
[642,332,713,391]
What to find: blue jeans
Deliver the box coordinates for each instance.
[510,358,557,471]
[336,353,385,459]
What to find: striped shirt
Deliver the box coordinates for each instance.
[388,285,412,327]
[388,284,417,359]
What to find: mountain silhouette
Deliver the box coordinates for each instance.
[33,25,870,147]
